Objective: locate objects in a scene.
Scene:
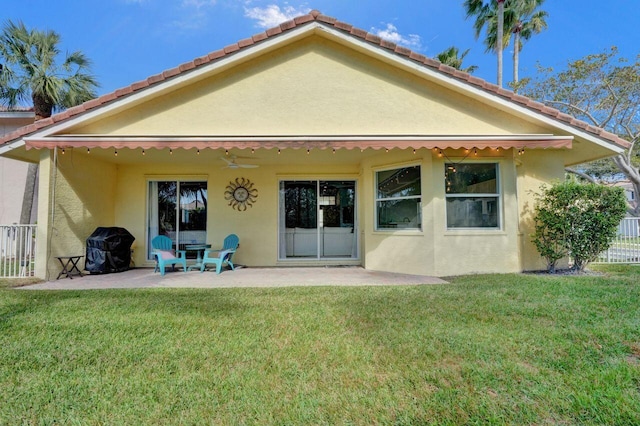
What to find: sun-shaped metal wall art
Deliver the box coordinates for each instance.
[224,177,258,211]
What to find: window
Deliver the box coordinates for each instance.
[445,163,499,229]
[376,165,421,230]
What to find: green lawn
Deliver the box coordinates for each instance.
[1,266,639,425]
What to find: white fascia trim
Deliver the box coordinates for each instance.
[316,25,625,154]
[0,139,25,155]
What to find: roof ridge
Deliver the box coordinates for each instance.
[0,10,630,149]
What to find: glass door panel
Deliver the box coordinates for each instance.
[178,182,208,251]
[319,181,356,259]
[281,181,318,258]
[147,180,207,260]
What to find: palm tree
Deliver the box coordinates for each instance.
[436,46,479,74]
[508,0,548,83]
[0,20,99,223]
[464,0,506,87]
[0,20,98,119]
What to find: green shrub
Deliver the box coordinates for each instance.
[532,181,627,272]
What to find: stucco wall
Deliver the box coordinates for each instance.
[361,148,523,276]
[36,150,117,279]
[70,36,551,138]
[114,151,360,269]
[516,150,568,271]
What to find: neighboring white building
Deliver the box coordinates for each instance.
[616,181,636,203]
[0,108,36,224]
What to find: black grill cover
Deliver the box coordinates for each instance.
[85,227,135,274]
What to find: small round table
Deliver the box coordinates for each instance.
[185,244,211,271]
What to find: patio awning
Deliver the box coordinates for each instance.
[23,134,573,151]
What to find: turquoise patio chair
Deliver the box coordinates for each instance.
[152,235,187,276]
[200,234,239,274]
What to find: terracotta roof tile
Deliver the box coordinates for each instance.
[0,9,630,150]
[193,55,209,66]
[223,43,240,54]
[51,111,70,122]
[36,118,53,128]
[438,64,457,75]
[280,19,296,31]
[467,75,485,87]
[453,70,471,80]
[179,61,196,72]
[316,14,337,25]
[238,37,254,48]
[131,79,150,91]
[394,45,412,57]
[365,32,382,44]
[115,86,134,97]
[422,57,440,68]
[409,52,426,63]
[162,67,180,79]
[334,21,353,32]
[265,26,282,37]
[147,73,165,85]
[294,14,313,25]
[379,39,397,50]
[350,27,368,40]
[252,32,269,43]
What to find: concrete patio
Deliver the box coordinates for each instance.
[20,266,448,290]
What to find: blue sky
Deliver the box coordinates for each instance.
[2,0,638,95]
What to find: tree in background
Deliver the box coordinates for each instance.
[436,46,478,73]
[0,20,99,223]
[464,0,506,86]
[465,0,548,87]
[517,47,640,216]
[505,0,547,84]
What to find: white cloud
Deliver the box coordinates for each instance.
[372,23,422,50]
[244,4,310,28]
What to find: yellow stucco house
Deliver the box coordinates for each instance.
[0,11,629,280]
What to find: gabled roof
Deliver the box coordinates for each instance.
[0,9,630,152]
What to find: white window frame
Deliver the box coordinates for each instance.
[374,164,422,231]
[444,162,501,230]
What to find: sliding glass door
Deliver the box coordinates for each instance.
[279,180,357,260]
[147,180,207,259]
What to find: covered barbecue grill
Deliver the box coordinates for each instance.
[85,227,135,274]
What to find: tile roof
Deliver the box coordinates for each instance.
[0,10,630,150]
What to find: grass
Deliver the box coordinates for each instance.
[1,265,640,424]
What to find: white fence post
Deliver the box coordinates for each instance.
[0,225,37,278]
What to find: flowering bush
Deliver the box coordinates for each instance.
[532,181,627,272]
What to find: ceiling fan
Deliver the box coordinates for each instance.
[220,155,259,169]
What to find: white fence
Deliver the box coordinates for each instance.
[597,218,640,263]
[0,225,37,278]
